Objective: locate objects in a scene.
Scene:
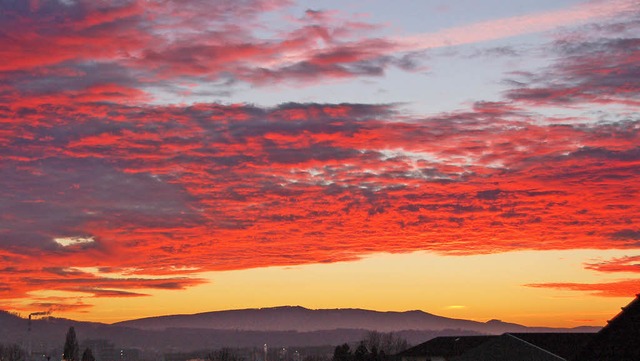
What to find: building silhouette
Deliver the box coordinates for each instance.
[396,294,640,361]
[572,294,640,361]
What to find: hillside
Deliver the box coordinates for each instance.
[114,306,597,335]
[0,308,600,352]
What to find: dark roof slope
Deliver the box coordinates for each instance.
[573,294,640,361]
[397,336,496,358]
[509,333,594,360]
[452,334,565,361]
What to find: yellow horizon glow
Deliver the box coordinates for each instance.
[15,249,635,328]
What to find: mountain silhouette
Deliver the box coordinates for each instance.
[114,306,596,334]
[1,307,599,352]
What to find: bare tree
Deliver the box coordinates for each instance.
[363,331,409,359]
[207,348,244,361]
[0,343,27,361]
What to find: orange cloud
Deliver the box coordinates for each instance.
[585,256,640,273]
[1,97,639,311]
[525,279,640,297]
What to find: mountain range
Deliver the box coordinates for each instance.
[0,306,599,352]
[114,306,595,334]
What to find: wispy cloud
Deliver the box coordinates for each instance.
[584,256,640,273]
[526,279,640,297]
[394,0,636,51]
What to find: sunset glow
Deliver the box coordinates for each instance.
[1,0,639,327]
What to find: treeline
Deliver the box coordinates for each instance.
[166,345,335,361]
[165,331,408,361]
[332,331,409,361]
[0,343,27,361]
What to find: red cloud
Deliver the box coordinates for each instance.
[0,0,421,100]
[0,1,147,72]
[2,102,639,288]
[27,301,94,313]
[525,279,640,298]
[585,256,640,273]
[506,37,640,108]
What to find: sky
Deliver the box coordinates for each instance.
[1,0,639,328]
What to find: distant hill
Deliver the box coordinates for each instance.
[0,311,476,351]
[114,306,599,335]
[0,308,600,353]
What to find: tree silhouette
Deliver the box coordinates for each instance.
[81,348,95,361]
[363,331,408,357]
[0,343,27,361]
[63,327,80,361]
[207,348,243,361]
[330,332,408,361]
[332,343,352,361]
[354,343,368,361]
[368,346,378,361]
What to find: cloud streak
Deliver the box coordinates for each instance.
[395,0,636,51]
[526,279,640,297]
